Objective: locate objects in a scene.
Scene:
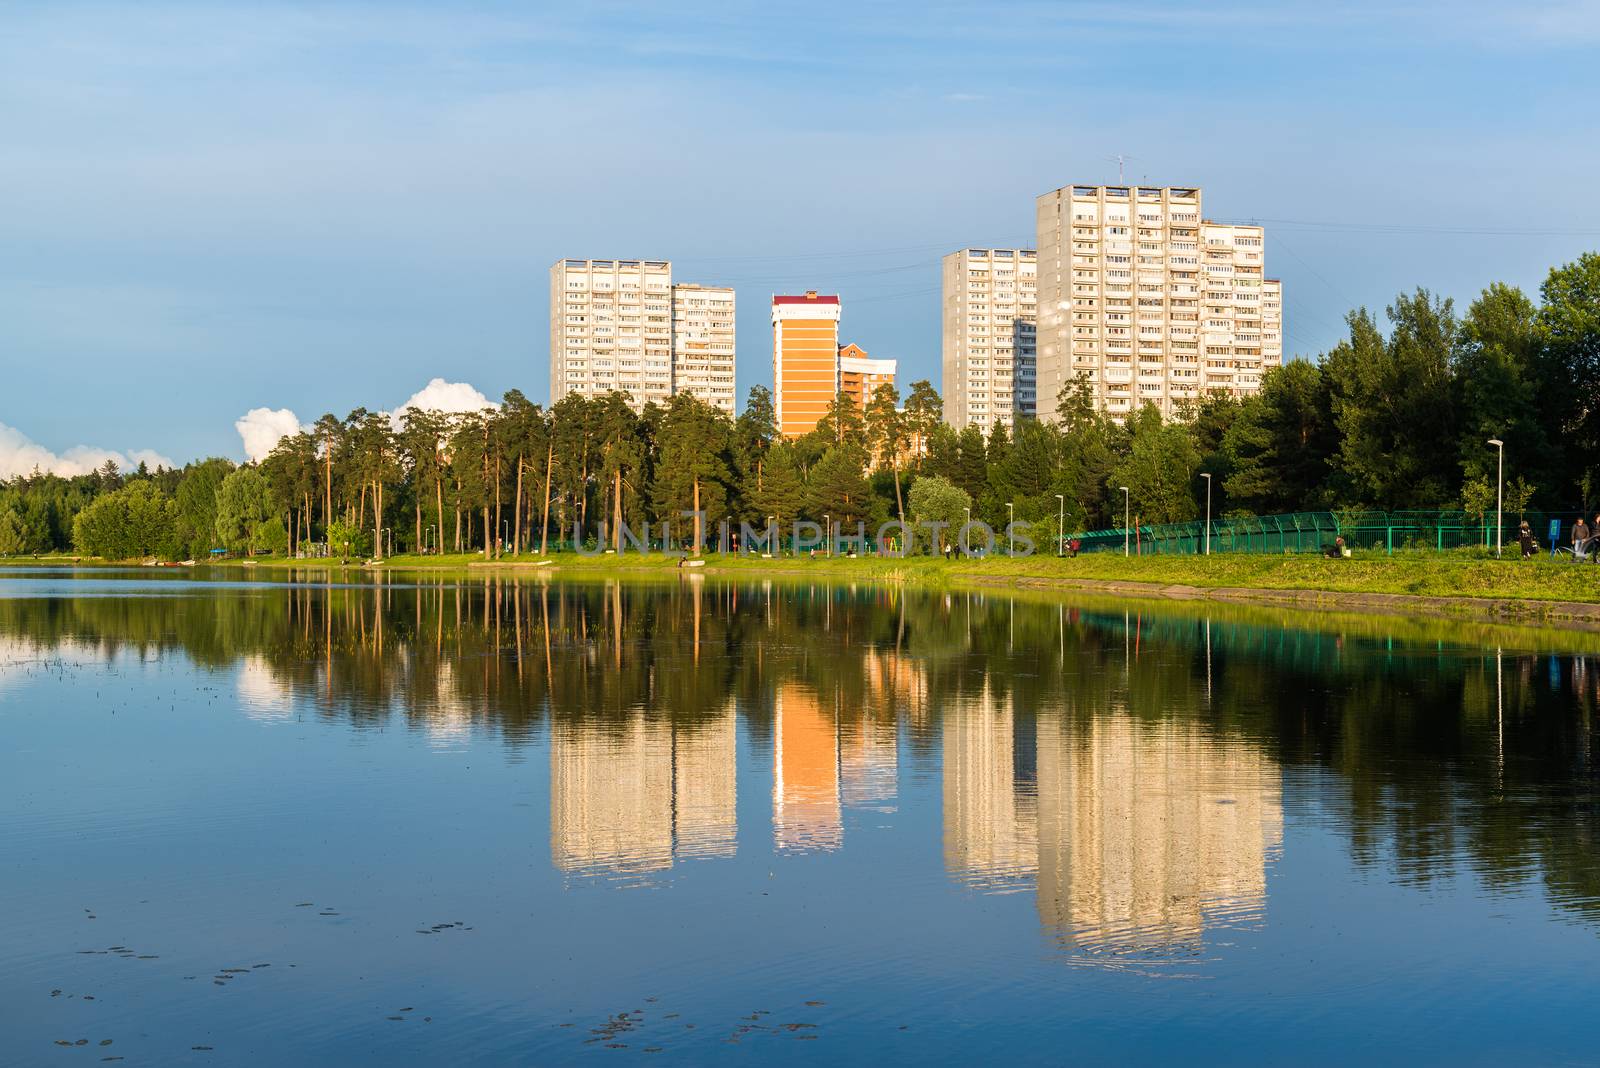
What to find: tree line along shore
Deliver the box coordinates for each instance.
[2,253,1598,565]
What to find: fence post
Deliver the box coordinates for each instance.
[1386,522,1393,555]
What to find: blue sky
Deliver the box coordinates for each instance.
[3,1,1599,469]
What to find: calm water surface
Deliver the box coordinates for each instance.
[2,569,1598,1065]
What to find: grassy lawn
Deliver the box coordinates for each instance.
[354,547,1600,604]
[11,547,1599,607]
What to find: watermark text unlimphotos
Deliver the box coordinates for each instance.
[570,514,1041,558]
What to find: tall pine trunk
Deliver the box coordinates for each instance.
[692,478,702,556]
[539,443,554,555]
[613,468,623,552]
[513,455,524,555]
[434,469,444,555]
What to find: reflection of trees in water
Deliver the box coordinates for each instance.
[0,579,1596,922]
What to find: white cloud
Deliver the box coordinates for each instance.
[390,378,497,431]
[0,421,175,479]
[234,380,495,460]
[234,407,308,462]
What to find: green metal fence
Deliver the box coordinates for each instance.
[1070,510,1586,556]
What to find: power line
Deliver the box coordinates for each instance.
[1245,217,1600,237]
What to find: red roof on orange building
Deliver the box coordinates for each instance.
[772,293,840,305]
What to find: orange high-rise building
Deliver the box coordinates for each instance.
[837,343,897,412]
[772,292,841,438]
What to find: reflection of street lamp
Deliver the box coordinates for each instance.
[1055,494,1065,557]
[1199,473,1212,556]
[1006,502,1014,556]
[1487,438,1504,558]
[1119,486,1130,557]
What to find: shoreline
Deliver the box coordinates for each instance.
[9,552,1600,632]
[385,555,1600,630]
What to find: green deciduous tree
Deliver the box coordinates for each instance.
[906,474,970,553]
[214,467,275,553]
[71,481,180,560]
[1111,404,1200,524]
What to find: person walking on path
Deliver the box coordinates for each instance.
[1519,520,1537,559]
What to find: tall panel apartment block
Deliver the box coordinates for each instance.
[1035,185,1282,420]
[670,284,737,413]
[550,259,737,412]
[941,248,1038,430]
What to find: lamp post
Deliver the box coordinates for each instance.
[425,524,435,556]
[1055,494,1065,557]
[1005,502,1015,556]
[1487,438,1504,558]
[766,515,776,556]
[1119,486,1130,557]
[823,513,831,556]
[1200,473,1212,556]
[383,527,391,560]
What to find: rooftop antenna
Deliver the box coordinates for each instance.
[1105,153,1137,185]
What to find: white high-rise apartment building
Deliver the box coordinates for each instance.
[670,284,737,413]
[941,249,1038,430]
[1035,185,1282,420]
[550,259,736,412]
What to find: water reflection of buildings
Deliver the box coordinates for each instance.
[775,675,902,852]
[550,704,737,878]
[945,698,1283,952]
[774,684,842,853]
[943,686,1038,892]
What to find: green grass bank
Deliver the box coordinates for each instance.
[10,548,1600,626]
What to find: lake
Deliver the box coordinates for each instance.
[2,569,1598,1065]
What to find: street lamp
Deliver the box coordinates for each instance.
[383,527,391,560]
[1119,486,1130,557]
[766,515,777,556]
[823,513,831,556]
[1006,502,1015,556]
[425,524,435,555]
[1488,438,1504,558]
[1200,473,1212,556]
[1055,494,1065,557]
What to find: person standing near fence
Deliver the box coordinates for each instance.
[1574,516,1591,557]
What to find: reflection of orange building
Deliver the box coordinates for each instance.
[774,683,841,852]
[837,343,896,411]
[772,292,841,438]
